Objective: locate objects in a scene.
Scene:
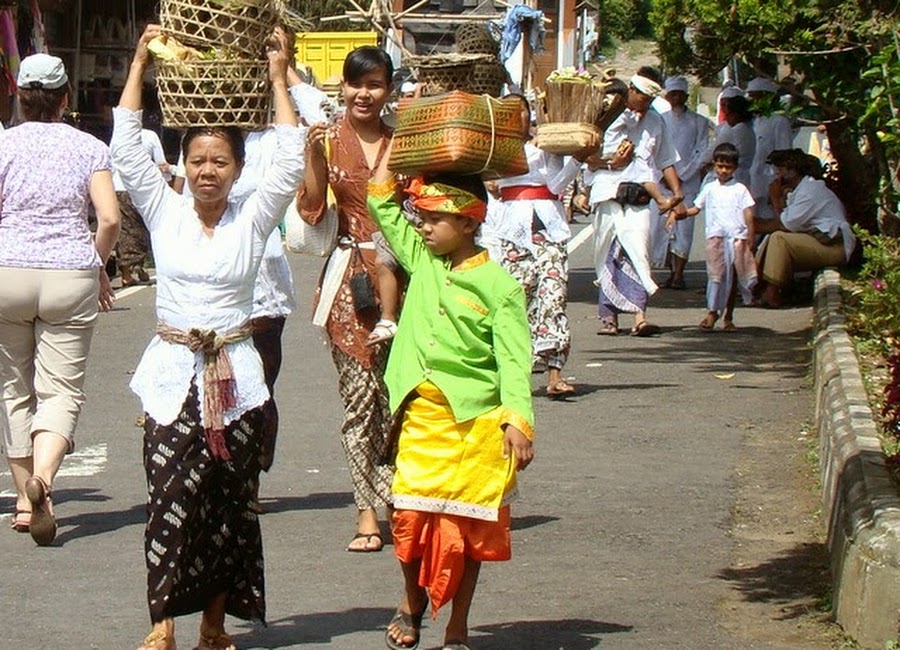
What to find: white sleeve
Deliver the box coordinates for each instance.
[110,108,172,231]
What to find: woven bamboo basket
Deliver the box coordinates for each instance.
[407,54,492,97]
[156,59,271,129]
[469,61,507,97]
[388,91,527,178]
[455,23,498,56]
[534,122,600,156]
[160,0,280,59]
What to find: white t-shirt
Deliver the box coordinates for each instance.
[695,177,755,239]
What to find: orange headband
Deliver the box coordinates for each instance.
[405,177,487,223]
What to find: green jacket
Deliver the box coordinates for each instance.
[367,182,534,437]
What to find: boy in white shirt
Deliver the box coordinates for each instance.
[669,143,757,331]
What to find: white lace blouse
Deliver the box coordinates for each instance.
[110,107,306,426]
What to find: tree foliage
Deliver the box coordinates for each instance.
[648,0,899,235]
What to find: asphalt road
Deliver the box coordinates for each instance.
[0,221,816,649]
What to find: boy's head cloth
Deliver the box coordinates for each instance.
[405,177,487,222]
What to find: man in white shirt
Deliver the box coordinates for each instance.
[584,70,682,336]
[754,149,855,307]
[655,75,711,289]
[747,76,793,219]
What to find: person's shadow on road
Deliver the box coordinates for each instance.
[230,608,632,648]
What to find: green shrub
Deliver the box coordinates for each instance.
[845,228,900,351]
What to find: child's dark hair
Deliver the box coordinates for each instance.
[712,142,739,166]
[422,173,488,204]
[343,46,394,84]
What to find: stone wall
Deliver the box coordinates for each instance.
[813,269,900,648]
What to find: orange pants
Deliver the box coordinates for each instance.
[392,506,511,617]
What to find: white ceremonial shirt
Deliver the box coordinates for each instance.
[484,142,580,251]
[695,178,755,239]
[750,113,792,199]
[781,175,856,262]
[110,107,306,427]
[585,108,678,204]
[662,107,710,199]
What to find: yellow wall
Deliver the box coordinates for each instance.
[295,32,379,85]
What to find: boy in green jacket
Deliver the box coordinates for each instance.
[368,148,535,650]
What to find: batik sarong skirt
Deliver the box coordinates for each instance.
[142,382,266,623]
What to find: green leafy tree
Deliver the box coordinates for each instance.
[649,0,899,235]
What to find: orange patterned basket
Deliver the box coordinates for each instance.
[388,91,527,178]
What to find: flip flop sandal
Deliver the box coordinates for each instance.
[630,322,661,337]
[25,476,56,546]
[347,532,384,552]
[385,607,425,650]
[367,319,398,346]
[699,314,718,332]
[597,321,619,336]
[10,509,31,533]
[547,379,576,398]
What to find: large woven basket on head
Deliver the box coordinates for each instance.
[455,23,498,56]
[533,122,600,156]
[156,59,271,129]
[407,54,492,97]
[469,61,507,97]
[388,90,527,178]
[160,0,280,59]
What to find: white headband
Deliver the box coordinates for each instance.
[630,74,662,98]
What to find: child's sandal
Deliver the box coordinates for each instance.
[366,319,398,346]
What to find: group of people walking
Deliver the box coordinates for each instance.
[0,25,857,650]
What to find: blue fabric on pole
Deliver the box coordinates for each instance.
[499,5,546,63]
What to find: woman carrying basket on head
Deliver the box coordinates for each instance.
[111,24,305,650]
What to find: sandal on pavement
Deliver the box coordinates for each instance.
[722,320,737,332]
[25,476,56,546]
[597,320,618,336]
[630,322,661,337]
[347,532,384,552]
[366,319,398,346]
[10,509,31,533]
[547,378,576,398]
[137,630,177,650]
[443,644,471,650]
[194,631,236,650]
[699,313,718,332]
[385,607,425,650]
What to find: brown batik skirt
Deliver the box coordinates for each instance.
[142,382,266,623]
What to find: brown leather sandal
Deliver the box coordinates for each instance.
[24,476,56,546]
[10,509,31,533]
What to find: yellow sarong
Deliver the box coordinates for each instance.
[391,381,518,522]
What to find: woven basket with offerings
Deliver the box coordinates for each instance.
[388,91,527,178]
[160,0,280,58]
[533,67,605,156]
[149,36,270,129]
[406,53,494,97]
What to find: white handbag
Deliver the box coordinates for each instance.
[284,199,338,257]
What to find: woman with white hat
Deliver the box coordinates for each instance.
[0,53,120,545]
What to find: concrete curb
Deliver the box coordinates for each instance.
[814,269,900,648]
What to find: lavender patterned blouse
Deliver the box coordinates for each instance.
[0,122,112,270]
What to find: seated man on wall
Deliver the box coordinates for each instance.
[753,149,856,307]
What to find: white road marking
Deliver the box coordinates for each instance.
[567,223,594,254]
